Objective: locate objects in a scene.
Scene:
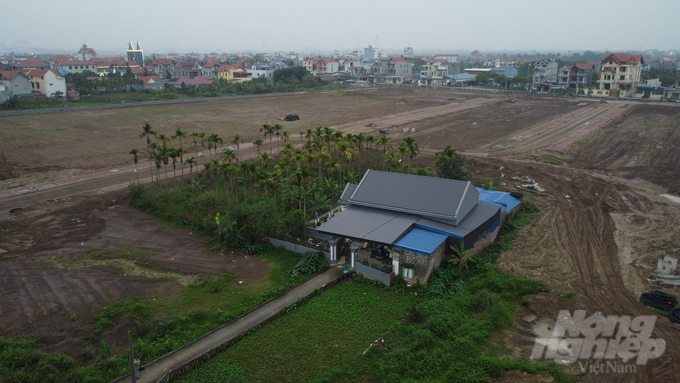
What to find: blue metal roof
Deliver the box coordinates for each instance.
[393,228,448,256]
[476,188,521,213]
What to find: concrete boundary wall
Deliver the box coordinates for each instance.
[269,237,333,264]
[355,262,393,286]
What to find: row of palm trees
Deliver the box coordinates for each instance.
[131,122,423,216]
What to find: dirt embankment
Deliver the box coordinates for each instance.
[0,193,268,357]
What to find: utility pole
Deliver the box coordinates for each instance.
[128,332,136,383]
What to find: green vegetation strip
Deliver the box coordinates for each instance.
[174,205,577,383]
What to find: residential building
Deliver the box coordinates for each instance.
[75,44,97,60]
[250,64,275,82]
[364,45,376,60]
[532,59,559,90]
[0,71,32,96]
[50,59,98,74]
[314,170,521,285]
[201,61,221,78]
[386,57,412,77]
[126,40,144,67]
[588,53,643,97]
[137,76,164,91]
[216,64,252,82]
[569,63,594,89]
[171,62,202,79]
[662,80,680,100]
[151,58,178,76]
[20,69,67,98]
[303,58,338,73]
[469,53,484,63]
[403,47,414,59]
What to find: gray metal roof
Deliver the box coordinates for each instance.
[339,184,357,203]
[315,205,418,244]
[347,170,478,223]
[417,203,500,237]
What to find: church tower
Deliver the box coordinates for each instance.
[126,40,144,67]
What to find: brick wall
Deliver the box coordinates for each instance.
[397,240,446,284]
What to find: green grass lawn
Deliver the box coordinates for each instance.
[176,281,418,383]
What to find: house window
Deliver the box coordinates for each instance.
[402,267,414,279]
[620,67,626,72]
[620,75,625,80]
[37,83,40,89]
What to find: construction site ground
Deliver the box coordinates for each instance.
[1,87,680,382]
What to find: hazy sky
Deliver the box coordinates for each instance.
[2,0,678,54]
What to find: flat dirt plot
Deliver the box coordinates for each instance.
[0,192,267,357]
[466,156,680,382]
[384,96,580,151]
[562,104,680,195]
[0,91,437,181]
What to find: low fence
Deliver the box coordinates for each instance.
[269,237,333,264]
[305,228,337,242]
[355,262,393,286]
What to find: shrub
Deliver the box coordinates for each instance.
[287,251,329,279]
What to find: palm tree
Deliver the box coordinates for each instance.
[403,137,419,169]
[253,139,264,154]
[298,131,305,143]
[273,124,283,153]
[139,122,156,145]
[158,146,170,183]
[385,153,401,172]
[157,133,170,147]
[282,131,289,145]
[365,134,375,150]
[147,142,159,182]
[212,134,223,153]
[239,161,251,202]
[232,134,244,159]
[172,128,187,172]
[168,148,179,177]
[398,144,409,172]
[315,151,330,182]
[259,152,272,171]
[260,124,271,151]
[223,148,237,165]
[189,132,200,156]
[198,132,206,153]
[129,149,140,183]
[185,156,197,173]
[323,127,334,151]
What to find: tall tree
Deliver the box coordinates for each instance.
[273,124,283,153]
[376,136,393,156]
[185,156,197,173]
[223,148,237,164]
[172,128,187,173]
[260,124,271,151]
[253,139,264,154]
[139,122,156,145]
[232,134,244,159]
[129,149,140,183]
[403,137,419,169]
[157,133,170,147]
[434,145,466,180]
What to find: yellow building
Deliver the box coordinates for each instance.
[588,53,643,98]
[216,65,252,82]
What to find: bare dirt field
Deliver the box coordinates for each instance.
[561,104,680,195]
[0,90,440,182]
[385,95,586,151]
[3,88,680,382]
[0,191,268,357]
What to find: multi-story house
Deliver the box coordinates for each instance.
[589,53,643,97]
[216,65,252,82]
[201,61,221,78]
[171,62,202,79]
[386,57,412,78]
[532,59,558,90]
[250,64,275,83]
[50,59,98,74]
[151,58,178,76]
[0,71,32,96]
[434,54,459,63]
[403,47,414,59]
[75,44,97,60]
[20,69,67,98]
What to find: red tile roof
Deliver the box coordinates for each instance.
[15,59,49,67]
[203,61,221,68]
[604,53,643,65]
[54,59,96,65]
[574,63,594,69]
[79,44,97,55]
[0,70,25,80]
[216,64,241,72]
[152,58,176,66]
[388,57,406,62]
[53,55,71,61]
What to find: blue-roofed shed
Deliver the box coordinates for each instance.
[476,188,522,213]
[393,229,448,256]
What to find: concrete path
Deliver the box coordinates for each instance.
[113,266,346,383]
